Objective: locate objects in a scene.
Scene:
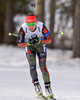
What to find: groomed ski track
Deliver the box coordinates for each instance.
[0,45,80,100]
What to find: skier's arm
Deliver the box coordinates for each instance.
[17,27,29,47]
[41,24,52,44]
[17,43,28,47]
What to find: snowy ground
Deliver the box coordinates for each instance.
[0,44,80,100]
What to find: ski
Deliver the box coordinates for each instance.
[36,93,48,100]
[47,95,56,100]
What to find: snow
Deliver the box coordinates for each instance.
[0,44,80,100]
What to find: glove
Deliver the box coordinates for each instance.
[24,38,31,46]
[27,34,41,45]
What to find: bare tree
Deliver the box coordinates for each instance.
[73,0,80,57]
[48,0,55,49]
[3,0,15,44]
[3,0,29,44]
[34,0,44,23]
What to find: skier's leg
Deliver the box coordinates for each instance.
[25,46,42,95]
[37,44,56,99]
[25,46,38,82]
[37,44,50,83]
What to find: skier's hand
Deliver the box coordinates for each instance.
[27,34,41,45]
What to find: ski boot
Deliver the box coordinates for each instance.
[45,83,56,100]
[34,81,48,100]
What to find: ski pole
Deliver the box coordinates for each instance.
[8,32,64,42]
[8,31,64,38]
[40,32,64,40]
[8,32,63,42]
[51,32,64,37]
[8,33,18,37]
[8,32,28,42]
[8,32,64,37]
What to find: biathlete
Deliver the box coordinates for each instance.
[17,13,56,100]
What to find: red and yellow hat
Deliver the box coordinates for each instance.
[26,15,36,23]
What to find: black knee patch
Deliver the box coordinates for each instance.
[38,52,46,58]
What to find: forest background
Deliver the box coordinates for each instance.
[0,0,80,58]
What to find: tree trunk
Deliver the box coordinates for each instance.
[0,0,5,43]
[47,0,55,49]
[73,0,80,57]
[3,0,15,44]
[34,0,44,23]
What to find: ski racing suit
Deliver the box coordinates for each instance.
[17,21,51,86]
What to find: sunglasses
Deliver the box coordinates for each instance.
[26,22,36,26]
